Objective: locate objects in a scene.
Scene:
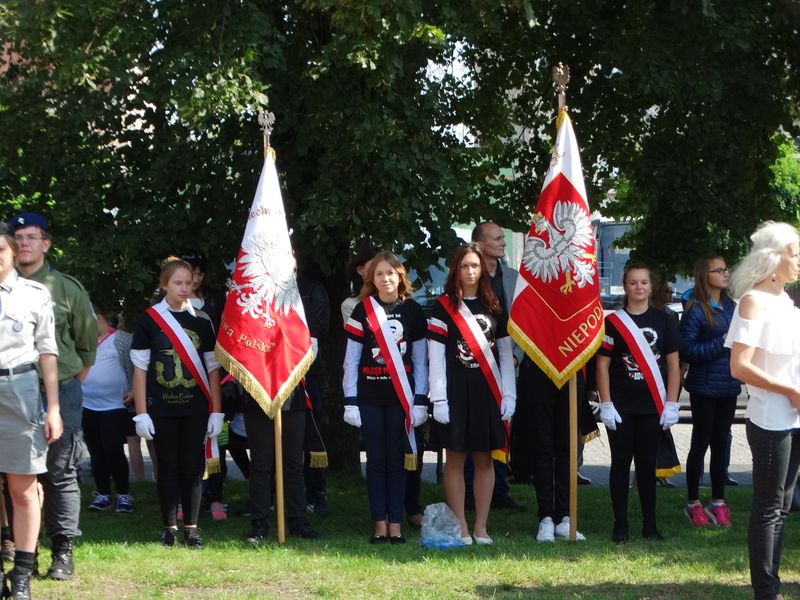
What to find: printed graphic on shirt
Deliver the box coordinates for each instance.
[621,326,659,381]
[371,318,407,365]
[456,313,495,369]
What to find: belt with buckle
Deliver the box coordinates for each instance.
[0,363,36,377]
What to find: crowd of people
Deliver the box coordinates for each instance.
[0,211,799,600]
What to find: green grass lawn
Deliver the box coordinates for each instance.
[23,477,800,599]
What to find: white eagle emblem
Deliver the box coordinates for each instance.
[522,200,596,294]
[230,231,301,327]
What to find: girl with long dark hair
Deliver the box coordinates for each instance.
[428,242,516,545]
[680,256,741,527]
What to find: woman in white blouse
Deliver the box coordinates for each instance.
[727,221,800,600]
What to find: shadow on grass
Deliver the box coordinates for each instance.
[473,582,800,600]
[75,478,797,580]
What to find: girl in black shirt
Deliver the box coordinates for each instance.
[596,260,681,543]
[131,258,223,548]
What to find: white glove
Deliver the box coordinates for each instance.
[343,405,362,428]
[432,401,450,424]
[207,412,225,438]
[660,401,681,429]
[500,396,516,421]
[599,402,622,431]
[132,413,155,440]
[412,405,428,427]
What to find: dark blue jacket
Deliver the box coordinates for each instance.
[679,295,742,397]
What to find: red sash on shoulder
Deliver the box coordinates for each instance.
[146,304,220,472]
[362,297,418,464]
[437,296,510,461]
[606,309,666,415]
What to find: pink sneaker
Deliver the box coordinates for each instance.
[705,503,732,527]
[210,501,227,521]
[685,503,711,527]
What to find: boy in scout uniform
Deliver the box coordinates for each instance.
[8,212,96,581]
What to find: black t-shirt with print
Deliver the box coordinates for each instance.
[345,296,427,407]
[427,296,508,373]
[132,309,216,417]
[598,306,680,415]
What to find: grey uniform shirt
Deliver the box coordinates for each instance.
[0,269,59,369]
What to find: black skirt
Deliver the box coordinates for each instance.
[442,368,506,453]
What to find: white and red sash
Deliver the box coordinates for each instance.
[362,296,417,457]
[606,309,666,415]
[437,296,510,458]
[146,304,219,467]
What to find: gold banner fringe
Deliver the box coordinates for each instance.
[215,343,314,419]
[581,429,601,445]
[202,457,221,480]
[491,449,509,463]
[404,453,417,471]
[308,451,328,469]
[655,465,682,478]
[508,316,604,389]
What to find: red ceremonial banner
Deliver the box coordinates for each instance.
[508,111,604,388]
[215,152,313,418]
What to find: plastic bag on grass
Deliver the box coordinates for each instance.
[420,502,465,549]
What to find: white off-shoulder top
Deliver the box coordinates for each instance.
[725,289,800,430]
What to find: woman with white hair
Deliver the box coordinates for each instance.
[727,221,800,600]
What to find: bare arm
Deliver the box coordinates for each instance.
[208,368,222,413]
[133,367,148,415]
[596,354,612,403]
[666,351,680,403]
[40,353,62,442]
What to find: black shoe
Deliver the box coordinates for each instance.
[8,566,31,600]
[183,527,204,549]
[161,528,177,547]
[46,536,73,580]
[245,524,269,545]
[389,535,406,545]
[491,495,527,512]
[290,524,323,540]
[306,497,331,518]
[577,472,592,485]
[726,474,739,486]
[612,522,629,544]
[368,535,388,544]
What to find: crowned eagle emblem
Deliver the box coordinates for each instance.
[230,231,301,327]
[522,200,596,294]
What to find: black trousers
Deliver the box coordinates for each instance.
[608,412,661,533]
[245,409,308,530]
[152,413,207,527]
[746,420,800,600]
[685,393,737,500]
[82,408,130,496]
[518,361,584,522]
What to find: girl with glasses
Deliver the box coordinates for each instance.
[680,256,741,528]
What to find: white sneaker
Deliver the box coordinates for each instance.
[536,517,555,543]
[554,517,586,541]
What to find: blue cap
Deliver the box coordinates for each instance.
[8,212,49,232]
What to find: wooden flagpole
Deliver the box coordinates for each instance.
[259,110,286,544]
[552,64,578,542]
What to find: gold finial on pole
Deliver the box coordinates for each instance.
[258,110,276,160]
[552,63,570,109]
